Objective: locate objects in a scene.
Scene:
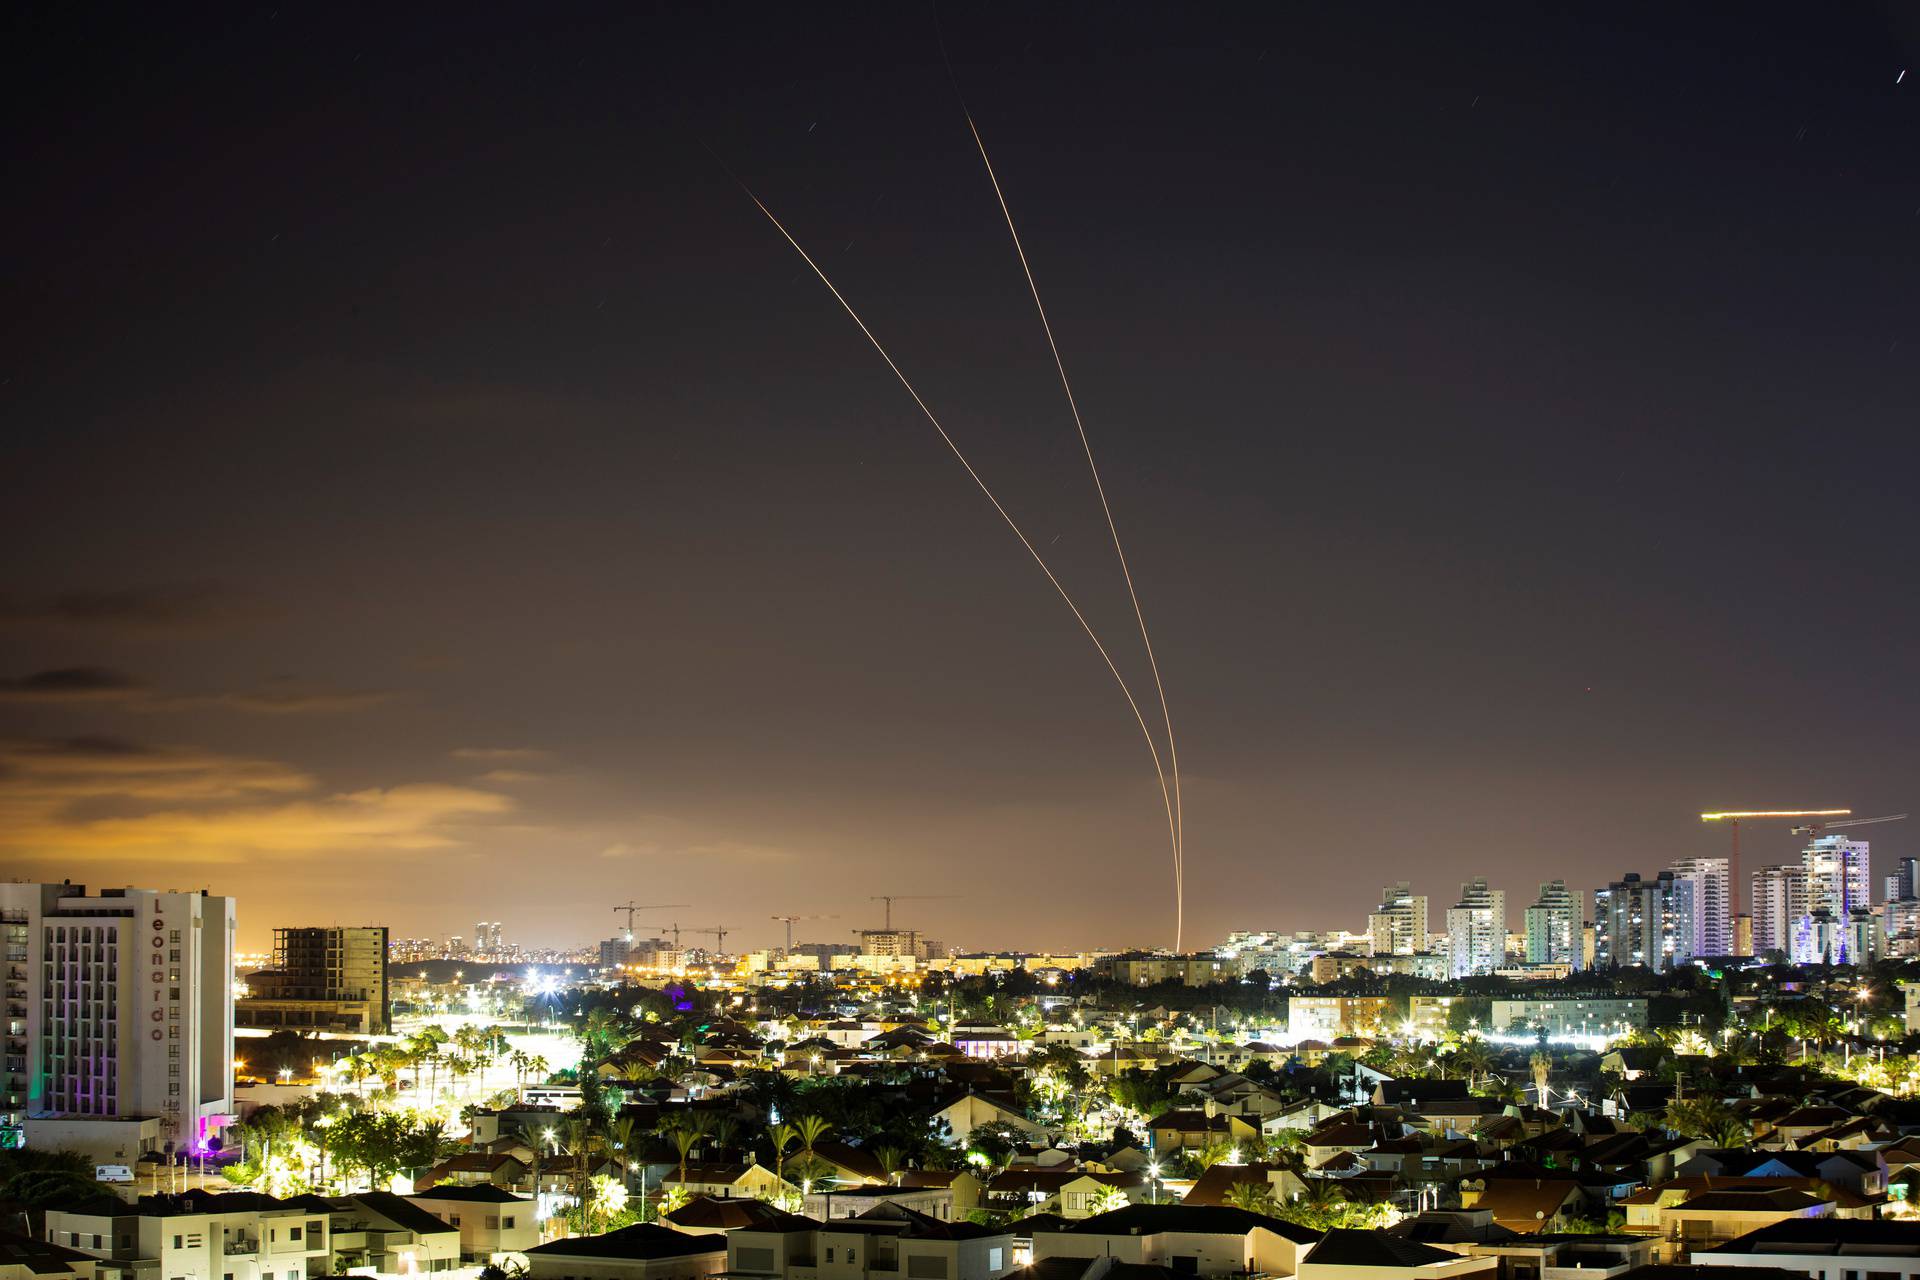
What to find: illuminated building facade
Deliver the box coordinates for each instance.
[1522,880,1579,966]
[1749,864,1805,959]
[1666,857,1732,957]
[1592,871,1693,972]
[1367,882,1429,957]
[1445,878,1507,978]
[0,882,234,1155]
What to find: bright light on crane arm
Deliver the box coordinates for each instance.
[1701,809,1851,820]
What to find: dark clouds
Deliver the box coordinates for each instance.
[0,667,143,700]
[0,663,396,715]
[0,584,270,632]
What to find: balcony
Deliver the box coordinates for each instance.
[222,1236,260,1256]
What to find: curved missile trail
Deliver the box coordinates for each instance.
[958,112,1187,952]
[725,173,1181,895]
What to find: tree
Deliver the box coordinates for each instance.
[794,1114,833,1171]
[669,1128,699,1186]
[1663,1096,1746,1145]
[0,1151,104,1235]
[1223,1180,1277,1214]
[608,1116,638,1190]
[1454,1038,1495,1090]
[1192,1138,1235,1171]
[516,1119,557,1200]
[1087,1185,1133,1214]
[768,1122,798,1183]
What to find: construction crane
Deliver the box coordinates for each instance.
[614,902,690,940]
[771,914,838,952]
[685,926,731,954]
[1700,810,1850,920]
[1790,813,1908,837]
[869,895,957,930]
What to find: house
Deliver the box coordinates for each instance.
[326,1192,464,1275]
[1298,1230,1499,1280]
[1181,1164,1307,1209]
[822,1021,878,1049]
[405,1185,539,1263]
[1459,1179,1582,1234]
[661,1196,793,1235]
[985,1171,1146,1220]
[417,1152,533,1193]
[727,1204,1016,1280]
[1673,1150,1884,1197]
[1759,1108,1856,1148]
[45,1190,333,1280]
[1389,1210,1520,1249]
[1305,1123,1391,1170]
[1691,1219,1920,1280]
[953,1030,1025,1061]
[1146,1110,1257,1155]
[808,1142,889,1186]
[1032,1204,1319,1278]
[935,1092,1050,1144]
[1461,1232,1656,1280]
[0,1231,98,1280]
[804,1185,957,1222]
[1621,1176,1881,1253]
[524,1224,727,1280]
[1638,1189,1834,1261]
[659,1163,795,1201]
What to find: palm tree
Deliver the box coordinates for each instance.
[768,1122,798,1183]
[1223,1180,1277,1214]
[609,1116,638,1190]
[1193,1138,1234,1171]
[1455,1039,1495,1090]
[515,1119,556,1204]
[563,1116,599,1223]
[669,1128,700,1186]
[709,1114,740,1161]
[1530,1050,1552,1108]
[794,1115,832,1169]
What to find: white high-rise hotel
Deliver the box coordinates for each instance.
[1,883,235,1156]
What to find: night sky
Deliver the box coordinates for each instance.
[5,4,1917,953]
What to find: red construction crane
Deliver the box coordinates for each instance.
[1700,809,1850,920]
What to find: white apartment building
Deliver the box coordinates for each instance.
[1795,838,1874,964]
[1368,884,1428,958]
[1522,881,1578,967]
[1445,880,1506,979]
[1666,858,1732,957]
[0,883,236,1158]
[1750,865,1805,959]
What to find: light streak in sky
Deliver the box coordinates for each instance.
[957,108,1187,952]
[724,172,1181,921]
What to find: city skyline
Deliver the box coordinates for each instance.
[5,6,1918,952]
